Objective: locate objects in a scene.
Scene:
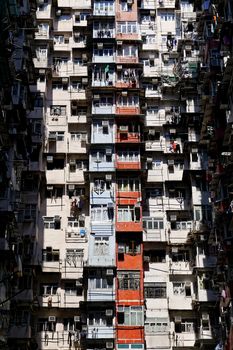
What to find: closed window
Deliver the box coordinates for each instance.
[145,317,169,333]
[118,306,143,326]
[143,218,164,230]
[94,237,109,255]
[118,271,140,290]
[144,283,166,298]
[40,284,58,296]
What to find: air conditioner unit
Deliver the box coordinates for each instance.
[170,215,177,221]
[169,129,176,134]
[37,0,44,4]
[185,281,191,287]
[200,234,207,241]
[54,215,60,222]
[106,148,112,155]
[118,246,125,254]
[121,91,128,96]
[48,133,57,141]
[168,160,174,165]
[47,186,53,191]
[81,134,87,141]
[106,309,113,317]
[102,120,109,126]
[191,148,198,153]
[48,316,56,322]
[106,174,112,181]
[202,314,209,320]
[70,159,76,166]
[174,316,182,323]
[74,316,81,322]
[106,269,114,276]
[76,280,82,287]
[117,41,123,46]
[56,9,61,17]
[117,65,122,70]
[93,94,100,100]
[62,78,68,84]
[144,256,150,262]
[107,202,114,208]
[127,0,133,4]
[97,43,103,49]
[106,342,114,349]
[82,78,88,85]
[68,184,75,190]
[46,155,53,162]
[119,125,128,131]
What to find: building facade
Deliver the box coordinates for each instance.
[0,0,233,349]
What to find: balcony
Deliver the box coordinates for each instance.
[168,295,193,310]
[195,254,217,268]
[8,325,31,339]
[116,56,139,64]
[46,169,65,184]
[38,294,61,308]
[60,294,83,308]
[90,159,115,172]
[61,260,84,280]
[116,106,140,115]
[0,237,10,252]
[65,227,87,243]
[93,3,115,16]
[143,218,167,242]
[146,197,190,212]
[90,187,114,205]
[116,152,141,170]
[28,106,44,119]
[42,260,61,273]
[37,331,79,349]
[141,0,157,9]
[145,140,165,152]
[91,129,114,144]
[93,53,115,63]
[116,131,140,143]
[33,57,49,69]
[86,325,114,339]
[93,28,115,39]
[116,205,143,231]
[68,114,87,124]
[156,0,175,7]
[169,261,193,275]
[117,251,143,270]
[66,168,86,184]
[116,33,141,41]
[36,4,52,19]
[68,138,87,154]
[87,286,115,301]
[172,333,196,348]
[92,104,116,115]
[35,29,50,41]
[53,17,73,32]
[57,0,91,8]
[116,190,141,205]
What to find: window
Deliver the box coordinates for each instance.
[43,216,61,230]
[171,250,190,262]
[175,319,194,333]
[147,106,158,115]
[172,221,192,230]
[160,12,175,21]
[118,271,140,290]
[144,250,166,263]
[65,249,84,266]
[118,241,141,255]
[70,132,87,142]
[168,188,186,199]
[94,237,109,255]
[145,317,169,333]
[93,47,114,57]
[119,45,137,57]
[67,217,85,228]
[117,151,139,162]
[88,312,107,326]
[94,0,114,14]
[144,282,166,298]
[37,319,56,332]
[48,131,64,141]
[117,205,140,222]
[201,316,210,330]
[50,105,66,116]
[64,318,76,331]
[34,96,43,107]
[117,178,140,192]
[120,0,132,11]
[40,284,58,296]
[42,248,60,262]
[19,204,37,222]
[173,282,191,296]
[65,282,82,296]
[118,306,143,326]
[91,204,113,221]
[143,218,164,230]
[93,121,112,134]
[89,270,113,289]
[118,95,139,106]
[117,22,137,34]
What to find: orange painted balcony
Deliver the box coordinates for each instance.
[116,221,142,231]
[116,33,141,41]
[116,106,140,115]
[116,10,138,22]
[117,328,144,343]
[117,253,143,270]
[116,56,139,64]
[116,191,141,205]
[116,204,142,231]
[116,131,140,143]
[116,161,141,170]
[115,80,139,89]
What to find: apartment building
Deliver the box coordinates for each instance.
[0,0,233,349]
